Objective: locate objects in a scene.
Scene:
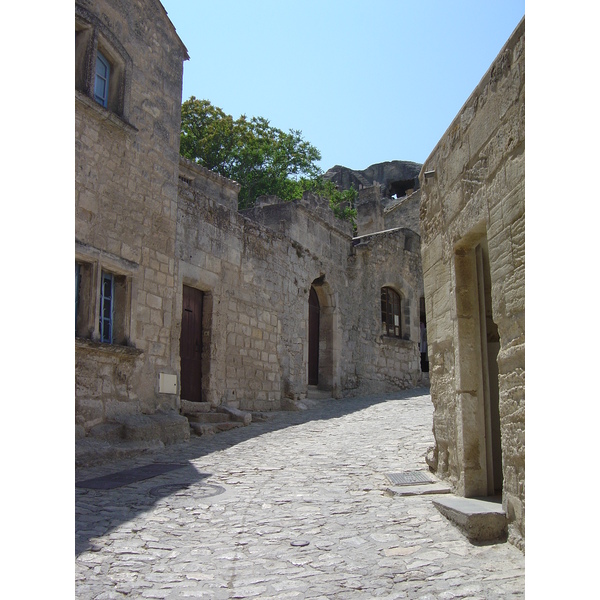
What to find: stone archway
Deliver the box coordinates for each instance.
[307,276,340,396]
[308,286,320,386]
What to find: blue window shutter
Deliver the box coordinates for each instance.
[100,272,114,343]
[94,52,110,107]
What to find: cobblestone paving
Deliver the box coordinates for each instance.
[75,388,524,599]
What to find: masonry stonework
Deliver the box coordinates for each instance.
[176,163,426,410]
[75,1,426,460]
[75,0,189,440]
[419,19,525,550]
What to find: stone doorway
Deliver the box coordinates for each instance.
[308,286,320,385]
[475,242,502,495]
[180,285,205,402]
[454,235,502,497]
[307,277,338,394]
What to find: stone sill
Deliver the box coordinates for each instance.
[75,91,138,133]
[380,336,414,348]
[75,337,143,359]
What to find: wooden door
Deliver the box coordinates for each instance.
[180,285,204,402]
[308,287,320,385]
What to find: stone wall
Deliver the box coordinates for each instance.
[356,187,422,236]
[419,18,525,549]
[75,0,426,446]
[177,160,425,409]
[75,0,189,437]
[349,228,424,393]
[383,190,422,235]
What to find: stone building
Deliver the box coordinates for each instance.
[75,0,426,452]
[418,19,525,549]
[75,0,191,445]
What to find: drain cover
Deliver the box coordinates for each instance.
[385,471,433,486]
[76,463,187,490]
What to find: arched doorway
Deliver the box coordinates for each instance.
[308,286,320,386]
[307,277,339,394]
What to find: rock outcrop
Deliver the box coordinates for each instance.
[324,160,423,198]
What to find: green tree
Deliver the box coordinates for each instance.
[180,98,320,209]
[180,97,357,225]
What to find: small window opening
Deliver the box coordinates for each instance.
[100,271,115,343]
[94,51,110,107]
[381,287,402,338]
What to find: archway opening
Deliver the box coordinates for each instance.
[307,277,337,393]
[308,286,320,386]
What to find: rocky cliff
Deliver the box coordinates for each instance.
[324,160,423,198]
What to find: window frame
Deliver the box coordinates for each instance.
[381,286,402,339]
[75,9,131,119]
[94,51,111,108]
[75,253,134,347]
[100,271,115,343]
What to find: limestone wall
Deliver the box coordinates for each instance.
[419,19,525,549]
[355,187,421,237]
[177,173,347,409]
[383,190,421,235]
[75,0,188,435]
[177,163,425,408]
[74,0,426,443]
[348,228,424,393]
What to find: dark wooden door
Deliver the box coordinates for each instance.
[308,287,320,385]
[180,285,203,402]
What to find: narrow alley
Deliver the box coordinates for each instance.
[75,389,524,599]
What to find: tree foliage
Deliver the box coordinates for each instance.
[180,97,357,225]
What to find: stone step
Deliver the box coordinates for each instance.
[180,399,212,414]
[432,495,507,543]
[306,386,333,400]
[386,482,452,497]
[186,412,232,424]
[189,421,245,436]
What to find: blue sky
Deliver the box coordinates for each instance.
[161,0,524,172]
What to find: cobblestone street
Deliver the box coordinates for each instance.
[75,389,525,599]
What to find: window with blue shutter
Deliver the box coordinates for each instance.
[100,271,115,343]
[94,51,110,107]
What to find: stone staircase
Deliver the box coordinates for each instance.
[180,399,252,436]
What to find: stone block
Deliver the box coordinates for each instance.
[433,496,507,543]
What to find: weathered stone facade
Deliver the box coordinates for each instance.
[418,19,525,549]
[75,1,425,446]
[75,0,190,441]
[176,161,424,410]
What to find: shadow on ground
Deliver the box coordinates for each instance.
[75,387,431,555]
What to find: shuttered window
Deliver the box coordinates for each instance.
[94,51,110,107]
[100,271,115,343]
[381,287,402,338]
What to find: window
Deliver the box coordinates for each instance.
[100,271,115,343]
[94,51,110,107]
[381,287,402,338]
[75,259,131,346]
[75,10,130,118]
[99,270,129,345]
